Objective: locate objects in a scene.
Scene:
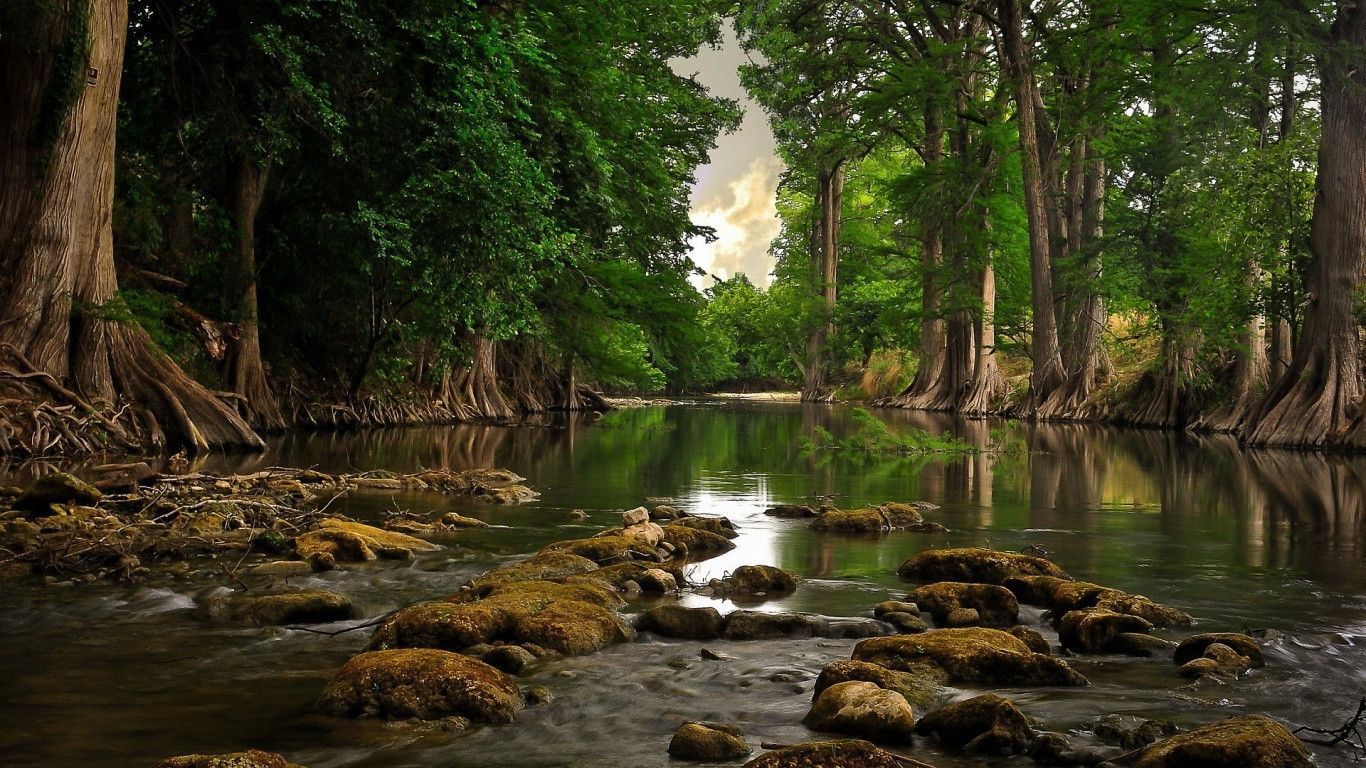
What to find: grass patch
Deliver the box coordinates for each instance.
[801,407,976,457]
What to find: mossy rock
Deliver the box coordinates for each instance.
[742,739,903,768]
[464,552,601,594]
[852,628,1088,687]
[765,504,817,518]
[204,590,356,625]
[804,681,917,744]
[1058,608,1153,653]
[899,548,1068,585]
[13,472,101,515]
[156,750,304,768]
[637,604,725,640]
[1176,643,1256,680]
[916,694,1034,755]
[718,564,800,599]
[813,660,942,711]
[661,524,737,556]
[1132,715,1312,768]
[669,722,752,761]
[1172,633,1264,668]
[908,582,1019,628]
[319,648,522,722]
[1004,626,1050,655]
[296,518,438,563]
[372,580,631,656]
[1004,575,1192,628]
[723,611,828,641]
[668,515,739,539]
[542,534,642,564]
[810,504,947,534]
[584,561,684,591]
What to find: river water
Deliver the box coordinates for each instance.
[1,400,1364,767]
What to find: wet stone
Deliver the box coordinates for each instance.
[742,739,904,768]
[1172,633,1264,668]
[1058,608,1154,653]
[908,582,1020,628]
[1132,715,1312,768]
[202,590,356,625]
[723,611,828,641]
[13,472,102,515]
[853,628,1088,687]
[764,504,818,519]
[804,681,917,744]
[156,751,305,768]
[899,548,1069,585]
[813,660,941,711]
[668,722,752,761]
[318,648,523,723]
[637,604,725,640]
[915,693,1034,755]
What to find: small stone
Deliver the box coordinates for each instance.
[881,612,929,634]
[637,568,678,593]
[1106,632,1175,658]
[669,722,752,761]
[1004,626,1051,655]
[622,506,650,527]
[439,512,490,528]
[481,645,537,675]
[873,600,920,618]
[524,685,553,705]
[764,504,817,518]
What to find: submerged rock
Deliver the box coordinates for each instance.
[637,604,725,640]
[156,751,304,768]
[813,660,941,710]
[804,681,917,744]
[295,518,439,563]
[318,648,523,722]
[1092,715,1177,750]
[464,552,601,594]
[852,628,1088,687]
[13,472,102,515]
[742,739,904,768]
[764,504,818,519]
[915,694,1034,755]
[1132,715,1312,768]
[1172,633,1264,668]
[669,722,752,761]
[810,503,947,534]
[899,548,1068,585]
[1004,575,1192,628]
[203,590,355,625]
[1057,608,1154,653]
[1176,642,1256,681]
[660,524,737,556]
[879,612,929,634]
[1105,632,1175,658]
[439,512,490,529]
[908,582,1020,628]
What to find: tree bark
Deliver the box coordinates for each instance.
[444,333,515,421]
[1252,1,1365,448]
[224,155,285,430]
[958,258,1008,415]
[0,0,262,454]
[999,0,1066,413]
[801,161,844,403]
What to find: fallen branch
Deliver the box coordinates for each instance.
[1294,696,1366,758]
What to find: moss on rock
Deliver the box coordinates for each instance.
[899,548,1068,585]
[742,739,903,768]
[804,681,917,744]
[852,628,1087,687]
[813,660,943,711]
[669,722,752,761]
[637,604,726,640]
[915,694,1034,755]
[204,590,356,625]
[908,582,1020,627]
[1058,608,1154,653]
[296,518,438,563]
[1172,633,1264,668]
[13,472,102,515]
[1132,715,1312,768]
[318,648,522,722]
[156,751,304,768]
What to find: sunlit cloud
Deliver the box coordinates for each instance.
[688,157,784,289]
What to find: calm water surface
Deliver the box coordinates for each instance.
[1,400,1364,767]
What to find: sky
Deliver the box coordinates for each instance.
[671,26,784,289]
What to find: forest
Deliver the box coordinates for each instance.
[0,0,1363,455]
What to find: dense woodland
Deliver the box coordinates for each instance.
[0,0,1363,454]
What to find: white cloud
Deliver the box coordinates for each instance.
[688,157,784,289]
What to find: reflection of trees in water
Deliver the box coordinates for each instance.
[1243,448,1365,585]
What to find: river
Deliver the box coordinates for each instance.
[1,400,1363,767]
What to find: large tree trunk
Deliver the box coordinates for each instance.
[0,0,262,454]
[999,0,1066,413]
[958,259,1008,415]
[1124,330,1202,428]
[888,103,946,407]
[443,333,515,421]
[224,156,285,430]
[801,162,844,403]
[1248,1,1365,448]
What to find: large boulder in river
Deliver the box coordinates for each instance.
[908,582,1019,627]
[370,580,631,656]
[1132,715,1312,768]
[1057,608,1153,653]
[742,740,903,768]
[916,694,1034,755]
[852,628,1087,687]
[712,565,800,600]
[203,590,356,625]
[1172,633,1264,668]
[813,660,941,711]
[463,552,602,594]
[295,518,439,563]
[660,523,737,556]
[723,611,829,640]
[318,648,523,722]
[810,503,947,534]
[157,751,304,768]
[669,722,752,761]
[1004,575,1192,628]
[669,515,739,539]
[637,604,725,640]
[13,472,101,515]
[899,548,1068,585]
[804,681,917,744]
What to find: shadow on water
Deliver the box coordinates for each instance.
[1,400,1364,767]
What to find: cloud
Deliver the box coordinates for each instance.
[688,157,784,289]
